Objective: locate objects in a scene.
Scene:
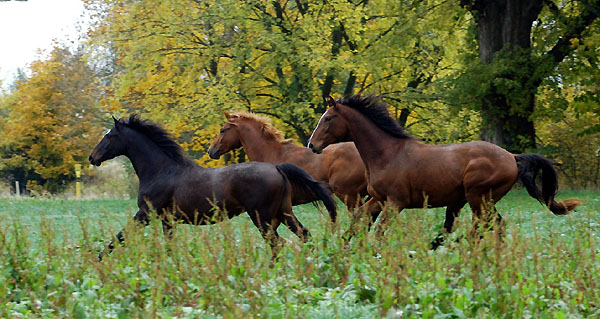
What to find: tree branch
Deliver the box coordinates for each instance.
[546,0,600,65]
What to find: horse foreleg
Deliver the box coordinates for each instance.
[373,200,405,239]
[98,209,149,261]
[343,197,382,242]
[431,200,467,250]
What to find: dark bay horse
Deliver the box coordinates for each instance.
[89,115,336,259]
[308,95,580,247]
[207,111,368,209]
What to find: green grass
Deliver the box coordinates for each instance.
[0,189,599,318]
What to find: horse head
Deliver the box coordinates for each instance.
[308,96,350,154]
[89,116,128,166]
[208,111,242,159]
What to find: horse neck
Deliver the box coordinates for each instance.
[238,123,285,162]
[124,132,182,183]
[342,106,408,169]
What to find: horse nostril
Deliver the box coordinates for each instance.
[308,143,314,150]
[208,148,219,159]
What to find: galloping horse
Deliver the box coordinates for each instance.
[89,115,336,259]
[308,95,580,247]
[208,111,368,209]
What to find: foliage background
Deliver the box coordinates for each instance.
[0,0,599,192]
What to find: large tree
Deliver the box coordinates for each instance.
[85,0,467,151]
[459,0,599,152]
[0,46,103,192]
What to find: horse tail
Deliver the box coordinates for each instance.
[275,163,337,222]
[515,154,581,215]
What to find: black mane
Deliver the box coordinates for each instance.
[118,114,194,166]
[337,95,412,139]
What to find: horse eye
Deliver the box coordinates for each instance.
[324,117,332,122]
[220,128,226,133]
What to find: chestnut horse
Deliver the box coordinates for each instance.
[308,95,580,247]
[90,115,336,260]
[208,111,368,209]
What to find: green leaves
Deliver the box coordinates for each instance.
[1,191,600,317]
[84,0,470,150]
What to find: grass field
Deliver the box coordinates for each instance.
[0,189,599,318]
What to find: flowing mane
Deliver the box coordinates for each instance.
[232,111,293,144]
[337,95,412,139]
[118,114,194,166]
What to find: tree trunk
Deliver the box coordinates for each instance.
[466,0,543,152]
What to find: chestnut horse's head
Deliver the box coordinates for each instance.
[308,96,350,154]
[208,111,242,159]
[89,116,129,166]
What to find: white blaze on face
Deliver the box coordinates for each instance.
[308,111,327,147]
[104,129,112,137]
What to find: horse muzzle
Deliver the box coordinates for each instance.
[207,147,221,159]
[308,143,323,154]
[89,153,101,166]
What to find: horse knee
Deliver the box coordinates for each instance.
[133,210,150,225]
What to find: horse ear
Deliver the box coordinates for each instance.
[326,96,337,109]
[112,115,119,129]
[224,111,238,121]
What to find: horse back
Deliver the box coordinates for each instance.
[160,163,285,223]
[208,162,286,209]
[279,143,329,180]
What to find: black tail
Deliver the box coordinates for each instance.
[515,154,580,215]
[275,163,337,222]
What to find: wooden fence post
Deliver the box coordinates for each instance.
[75,164,82,199]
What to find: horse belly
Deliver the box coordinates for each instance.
[172,185,244,224]
[176,197,245,224]
[409,179,466,207]
[414,191,464,208]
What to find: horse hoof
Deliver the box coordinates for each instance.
[430,234,446,250]
[430,240,442,250]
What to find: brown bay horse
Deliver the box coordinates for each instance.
[208,111,368,209]
[308,95,580,247]
[89,115,336,260]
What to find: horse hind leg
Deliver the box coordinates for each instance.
[280,210,311,242]
[337,192,362,211]
[247,207,283,254]
[162,220,173,239]
[466,191,505,243]
[481,203,506,241]
[431,199,467,250]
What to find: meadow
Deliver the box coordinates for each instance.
[0,189,599,318]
